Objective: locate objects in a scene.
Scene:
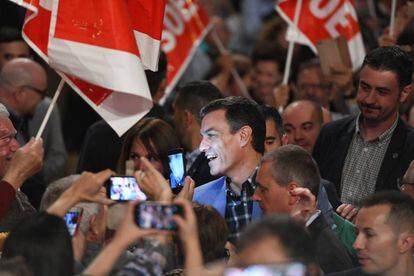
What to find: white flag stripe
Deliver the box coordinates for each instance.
[61,73,153,136]
[48,38,151,98]
[134,30,161,71]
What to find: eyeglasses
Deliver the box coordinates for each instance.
[397,178,414,191]
[22,85,47,99]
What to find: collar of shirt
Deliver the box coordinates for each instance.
[226,167,258,199]
[305,210,321,227]
[355,113,398,143]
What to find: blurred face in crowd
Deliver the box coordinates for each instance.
[252,61,282,104]
[253,160,291,214]
[172,101,187,147]
[236,235,289,267]
[282,102,322,153]
[264,118,282,153]
[401,160,414,198]
[129,138,164,174]
[0,41,30,69]
[296,66,331,108]
[0,117,19,177]
[353,204,410,275]
[199,109,243,176]
[357,65,409,125]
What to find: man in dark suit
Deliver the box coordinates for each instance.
[313,46,414,220]
[172,81,222,186]
[252,145,354,274]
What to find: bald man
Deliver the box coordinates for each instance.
[0,58,47,118]
[282,100,323,153]
[0,58,67,208]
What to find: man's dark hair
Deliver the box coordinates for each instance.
[259,105,284,136]
[0,27,23,43]
[193,203,229,263]
[294,58,321,84]
[362,46,413,90]
[251,47,284,72]
[361,191,414,232]
[237,215,316,264]
[2,212,74,276]
[145,51,167,97]
[200,96,266,154]
[262,145,320,197]
[174,81,222,123]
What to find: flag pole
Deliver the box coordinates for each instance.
[282,0,303,85]
[211,30,251,99]
[389,0,397,37]
[35,79,65,139]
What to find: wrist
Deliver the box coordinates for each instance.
[3,170,25,190]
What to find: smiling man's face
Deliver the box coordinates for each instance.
[199,109,241,176]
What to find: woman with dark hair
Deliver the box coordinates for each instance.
[118,118,181,178]
[2,212,74,276]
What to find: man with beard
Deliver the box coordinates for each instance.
[313,46,414,220]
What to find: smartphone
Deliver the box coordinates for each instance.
[168,148,186,194]
[224,263,307,276]
[134,202,183,231]
[64,207,83,236]
[106,176,147,201]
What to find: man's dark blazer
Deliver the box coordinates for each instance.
[313,115,414,196]
[308,214,354,274]
[187,152,220,187]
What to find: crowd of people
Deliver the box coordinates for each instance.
[0,0,414,275]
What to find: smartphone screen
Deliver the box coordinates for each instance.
[64,208,83,236]
[224,263,307,276]
[134,202,183,231]
[106,176,147,201]
[168,149,186,192]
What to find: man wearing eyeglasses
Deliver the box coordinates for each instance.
[0,58,66,208]
[400,160,414,198]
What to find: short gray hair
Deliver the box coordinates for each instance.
[262,145,320,197]
[40,174,100,235]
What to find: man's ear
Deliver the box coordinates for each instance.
[238,126,253,147]
[400,84,412,103]
[398,232,414,254]
[183,110,194,127]
[287,181,299,206]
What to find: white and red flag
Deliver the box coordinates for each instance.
[161,0,211,94]
[276,0,365,70]
[9,0,165,136]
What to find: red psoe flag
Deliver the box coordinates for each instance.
[276,0,365,70]
[9,0,166,136]
[161,0,211,94]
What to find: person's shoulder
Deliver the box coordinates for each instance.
[194,176,226,196]
[322,115,355,132]
[326,267,365,276]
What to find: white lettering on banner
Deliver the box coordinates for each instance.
[164,4,185,36]
[162,29,176,53]
[325,2,357,37]
[310,0,340,19]
[171,0,198,22]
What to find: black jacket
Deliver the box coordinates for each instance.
[313,115,414,196]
